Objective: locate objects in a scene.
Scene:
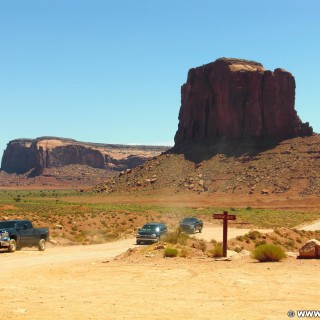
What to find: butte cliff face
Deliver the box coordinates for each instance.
[174,58,313,145]
[1,137,169,175]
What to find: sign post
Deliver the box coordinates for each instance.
[213,211,236,257]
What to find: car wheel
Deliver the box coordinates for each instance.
[199,227,202,233]
[38,239,46,251]
[8,239,17,252]
[136,240,141,245]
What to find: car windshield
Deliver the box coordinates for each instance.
[141,224,160,230]
[182,218,196,223]
[0,221,16,229]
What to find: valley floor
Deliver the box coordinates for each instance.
[1,230,320,320]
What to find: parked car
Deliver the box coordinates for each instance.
[0,220,49,252]
[179,217,203,234]
[136,223,167,245]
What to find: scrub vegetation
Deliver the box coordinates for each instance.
[0,189,319,246]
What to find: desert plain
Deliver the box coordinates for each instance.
[1,190,320,320]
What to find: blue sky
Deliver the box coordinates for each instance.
[0,1,319,156]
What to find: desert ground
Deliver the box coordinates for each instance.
[0,176,319,320]
[1,222,320,320]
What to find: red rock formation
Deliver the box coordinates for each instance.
[174,58,313,145]
[0,139,37,174]
[1,137,169,175]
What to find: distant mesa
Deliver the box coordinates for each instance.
[174,57,313,147]
[1,137,169,176]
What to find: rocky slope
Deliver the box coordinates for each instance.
[175,58,312,145]
[1,137,169,176]
[93,135,320,196]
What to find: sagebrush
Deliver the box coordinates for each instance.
[252,244,286,262]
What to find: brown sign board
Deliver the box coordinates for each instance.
[213,213,236,220]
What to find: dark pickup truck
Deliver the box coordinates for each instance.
[179,217,203,234]
[136,223,168,245]
[0,220,49,252]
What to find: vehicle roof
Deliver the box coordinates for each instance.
[0,220,30,223]
[143,222,166,226]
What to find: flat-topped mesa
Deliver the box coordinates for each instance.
[174,57,313,145]
[1,137,169,175]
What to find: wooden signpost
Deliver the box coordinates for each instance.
[213,211,236,257]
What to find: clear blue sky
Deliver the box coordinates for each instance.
[1,1,319,156]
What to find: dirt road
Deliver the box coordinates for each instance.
[299,219,320,231]
[1,238,136,271]
[1,226,271,271]
[1,226,319,320]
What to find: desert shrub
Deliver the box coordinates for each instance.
[233,245,243,253]
[177,234,189,245]
[247,230,262,240]
[163,229,189,245]
[212,244,223,258]
[179,248,189,258]
[254,240,266,247]
[14,196,21,202]
[252,244,286,262]
[273,239,282,246]
[274,228,282,236]
[101,221,107,227]
[164,247,179,258]
[198,239,207,252]
[210,239,218,245]
[284,240,295,249]
[236,235,244,242]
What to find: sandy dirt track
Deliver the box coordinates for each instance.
[1,226,319,320]
[299,219,320,231]
[1,227,271,271]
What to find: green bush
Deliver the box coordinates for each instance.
[164,247,179,258]
[252,244,286,262]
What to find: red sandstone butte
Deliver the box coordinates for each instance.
[174,58,313,145]
[1,137,169,175]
